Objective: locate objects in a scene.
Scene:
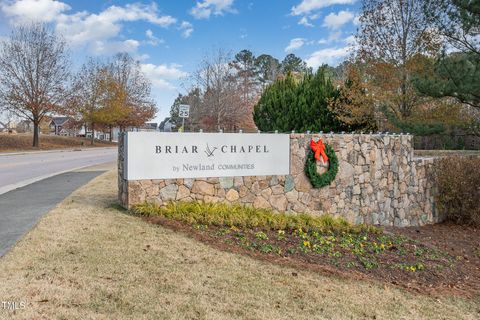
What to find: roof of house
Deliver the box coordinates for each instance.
[141,122,158,130]
[158,118,174,130]
[51,117,71,126]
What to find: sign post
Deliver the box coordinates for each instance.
[178,104,190,132]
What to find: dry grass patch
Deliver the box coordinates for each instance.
[0,170,478,319]
[0,133,116,152]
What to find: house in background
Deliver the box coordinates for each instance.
[0,120,16,133]
[138,122,158,131]
[15,120,33,133]
[159,118,176,132]
[49,117,83,136]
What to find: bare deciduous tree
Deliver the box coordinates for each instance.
[0,23,70,147]
[356,0,441,118]
[190,49,255,131]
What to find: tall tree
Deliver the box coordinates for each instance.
[107,53,157,129]
[296,67,342,132]
[191,49,252,131]
[416,1,480,108]
[356,0,441,118]
[0,23,70,147]
[415,52,480,109]
[253,73,298,132]
[424,0,479,55]
[71,53,156,144]
[281,54,308,74]
[255,54,281,87]
[230,49,258,109]
[94,72,129,141]
[254,68,343,132]
[328,64,377,131]
[70,59,109,145]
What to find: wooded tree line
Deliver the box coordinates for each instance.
[169,50,309,131]
[255,0,479,135]
[0,23,156,147]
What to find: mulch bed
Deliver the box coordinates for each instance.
[145,216,480,298]
[387,223,480,297]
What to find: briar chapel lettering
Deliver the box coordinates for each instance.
[125,132,289,180]
[154,144,270,155]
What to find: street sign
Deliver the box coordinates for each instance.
[179,104,190,118]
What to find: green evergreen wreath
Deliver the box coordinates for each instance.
[304,142,338,188]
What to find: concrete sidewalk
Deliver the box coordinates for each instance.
[0,163,114,257]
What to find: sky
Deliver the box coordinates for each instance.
[0,0,361,123]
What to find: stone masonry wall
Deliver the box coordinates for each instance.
[118,133,441,227]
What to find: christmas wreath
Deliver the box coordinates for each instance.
[304,139,338,188]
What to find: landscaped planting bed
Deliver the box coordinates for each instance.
[133,202,479,297]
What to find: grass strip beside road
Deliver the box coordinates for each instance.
[0,170,478,319]
[0,134,116,153]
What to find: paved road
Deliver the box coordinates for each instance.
[0,148,117,195]
[0,164,114,257]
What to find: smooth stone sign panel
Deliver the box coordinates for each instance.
[124,132,290,180]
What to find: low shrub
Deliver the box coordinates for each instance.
[434,156,480,225]
[132,201,379,234]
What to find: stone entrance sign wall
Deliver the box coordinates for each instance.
[118,133,440,227]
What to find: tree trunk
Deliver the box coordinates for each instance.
[399,65,409,118]
[33,119,40,148]
[109,125,113,142]
[91,122,95,146]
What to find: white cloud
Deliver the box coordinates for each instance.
[323,10,354,29]
[305,46,350,68]
[145,29,164,46]
[90,39,140,56]
[0,0,70,23]
[353,15,361,25]
[179,21,194,38]
[54,3,176,47]
[317,30,343,44]
[344,35,356,45]
[190,0,236,19]
[285,38,306,52]
[1,1,179,56]
[140,63,188,91]
[291,0,356,16]
[298,16,314,27]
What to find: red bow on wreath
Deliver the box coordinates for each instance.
[310,139,329,163]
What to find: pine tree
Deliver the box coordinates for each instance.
[253,68,344,132]
[253,73,298,132]
[414,52,480,109]
[297,67,343,132]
